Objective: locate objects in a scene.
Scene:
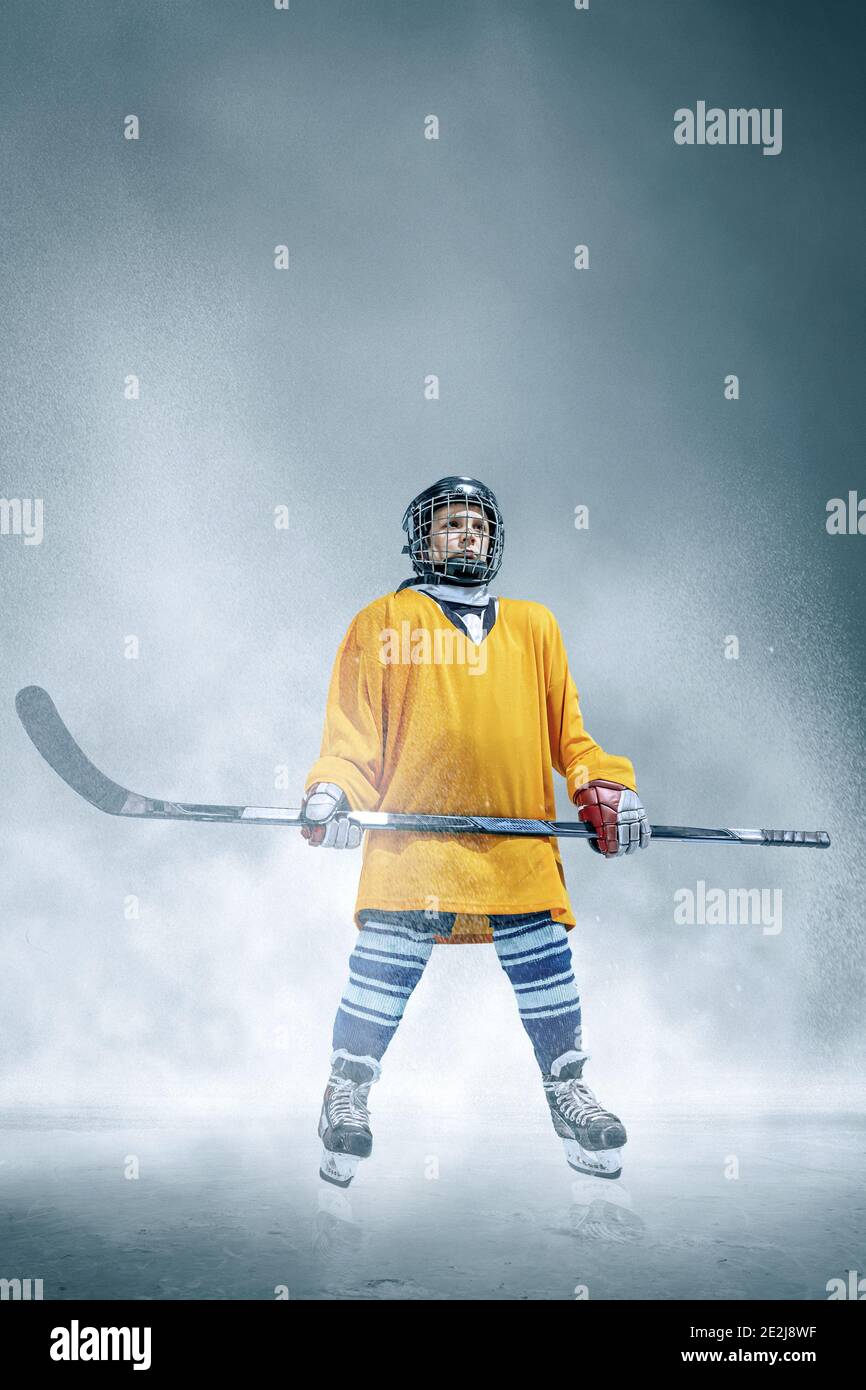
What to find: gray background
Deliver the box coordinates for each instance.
[1,0,863,1131]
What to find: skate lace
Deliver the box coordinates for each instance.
[329,1080,371,1130]
[553,1077,609,1126]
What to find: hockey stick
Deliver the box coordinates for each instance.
[15,686,831,848]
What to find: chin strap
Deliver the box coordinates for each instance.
[396,573,488,593]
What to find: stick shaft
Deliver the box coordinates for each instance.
[15,686,831,847]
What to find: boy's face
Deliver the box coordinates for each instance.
[427,501,490,571]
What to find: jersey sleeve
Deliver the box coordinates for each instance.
[304,606,385,811]
[543,610,637,799]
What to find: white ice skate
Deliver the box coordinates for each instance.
[318,1050,381,1188]
[543,1051,627,1179]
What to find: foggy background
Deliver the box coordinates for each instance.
[1,0,863,1132]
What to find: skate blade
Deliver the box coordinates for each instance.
[319,1146,362,1188]
[563,1139,623,1179]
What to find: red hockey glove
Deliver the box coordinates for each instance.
[574,780,651,857]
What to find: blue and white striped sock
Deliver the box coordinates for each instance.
[491,913,584,1074]
[332,913,436,1059]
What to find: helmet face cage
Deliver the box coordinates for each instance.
[403,481,504,585]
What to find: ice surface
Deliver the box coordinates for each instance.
[1,1102,862,1301]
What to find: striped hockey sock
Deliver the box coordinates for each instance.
[331,912,436,1059]
[491,912,584,1074]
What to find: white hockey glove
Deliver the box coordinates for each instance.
[301,782,362,849]
[574,780,651,857]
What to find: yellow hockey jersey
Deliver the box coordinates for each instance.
[305,587,637,937]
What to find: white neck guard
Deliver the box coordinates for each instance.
[413,579,492,607]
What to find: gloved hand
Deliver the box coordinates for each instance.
[301,782,362,849]
[574,779,651,857]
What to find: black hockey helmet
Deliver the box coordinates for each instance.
[401,476,504,585]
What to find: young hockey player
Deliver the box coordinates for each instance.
[301,477,650,1188]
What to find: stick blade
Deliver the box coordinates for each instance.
[15,686,133,814]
